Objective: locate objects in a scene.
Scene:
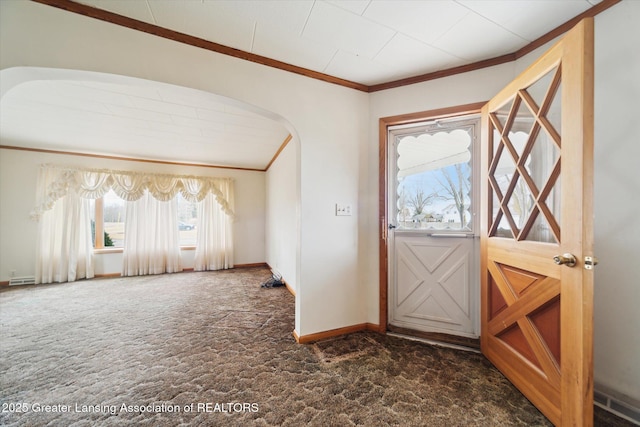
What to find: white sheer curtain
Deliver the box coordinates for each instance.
[194,179,234,271]
[35,168,94,284]
[122,191,182,276]
[32,165,235,280]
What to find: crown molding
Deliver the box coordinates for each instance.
[31,0,621,93]
[0,145,266,172]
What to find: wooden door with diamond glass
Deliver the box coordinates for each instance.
[480,19,594,426]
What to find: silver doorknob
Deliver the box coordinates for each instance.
[553,253,577,267]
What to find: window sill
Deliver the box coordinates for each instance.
[94,247,123,254]
[94,246,196,254]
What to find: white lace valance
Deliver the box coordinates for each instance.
[30,164,235,221]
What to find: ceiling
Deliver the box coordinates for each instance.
[74,0,603,86]
[0,68,291,170]
[1,0,606,170]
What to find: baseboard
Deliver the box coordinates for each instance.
[0,280,9,287]
[283,281,295,296]
[264,263,295,296]
[94,264,267,279]
[294,322,380,344]
[365,323,380,332]
[234,262,269,269]
[594,384,640,425]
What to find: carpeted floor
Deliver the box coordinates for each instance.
[0,267,631,426]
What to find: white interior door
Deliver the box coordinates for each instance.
[388,117,480,340]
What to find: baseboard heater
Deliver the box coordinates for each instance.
[594,387,640,425]
[9,276,36,286]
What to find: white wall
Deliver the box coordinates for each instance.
[0,0,369,337]
[591,0,640,403]
[0,148,266,278]
[265,140,299,292]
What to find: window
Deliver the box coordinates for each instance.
[392,116,479,233]
[176,193,197,246]
[93,190,199,249]
[92,189,125,249]
[103,190,126,247]
[33,166,236,279]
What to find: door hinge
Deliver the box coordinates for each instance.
[584,256,598,270]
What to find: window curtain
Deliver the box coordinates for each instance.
[122,190,182,276]
[194,187,234,271]
[32,165,236,280]
[31,165,235,220]
[34,167,94,284]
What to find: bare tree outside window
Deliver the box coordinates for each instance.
[407,188,438,219]
[397,187,410,225]
[433,163,471,229]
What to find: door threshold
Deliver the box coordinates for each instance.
[387,325,480,352]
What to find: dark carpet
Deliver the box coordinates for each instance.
[0,267,631,426]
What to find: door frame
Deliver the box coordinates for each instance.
[378,102,486,333]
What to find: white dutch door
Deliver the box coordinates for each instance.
[388,116,480,339]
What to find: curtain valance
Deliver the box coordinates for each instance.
[30,164,235,221]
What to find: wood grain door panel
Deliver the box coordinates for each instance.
[481,18,594,426]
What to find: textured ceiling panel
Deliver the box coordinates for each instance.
[324,50,394,85]
[374,33,463,77]
[364,0,470,44]
[433,12,528,61]
[253,23,337,71]
[302,1,395,59]
[458,0,594,41]
[147,0,255,51]
[325,0,370,16]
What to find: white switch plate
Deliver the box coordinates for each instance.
[336,204,352,216]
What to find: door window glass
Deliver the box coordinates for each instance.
[488,65,562,243]
[394,119,477,232]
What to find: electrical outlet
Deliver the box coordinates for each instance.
[336,204,352,216]
[10,270,16,277]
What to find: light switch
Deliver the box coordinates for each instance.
[336,204,352,216]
